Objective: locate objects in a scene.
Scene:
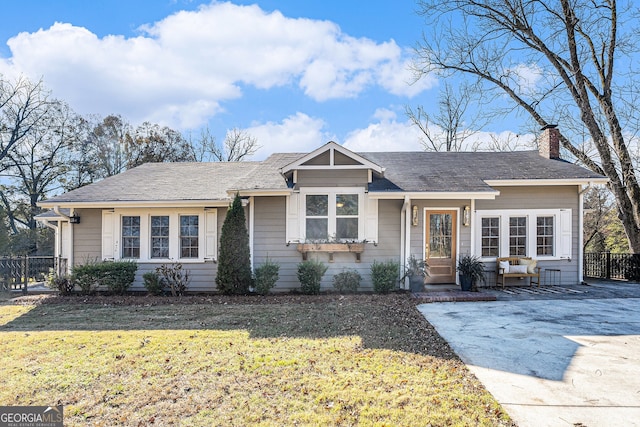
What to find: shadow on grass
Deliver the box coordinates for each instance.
[0,294,457,360]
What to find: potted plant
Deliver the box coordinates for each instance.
[402,255,429,293]
[457,254,486,292]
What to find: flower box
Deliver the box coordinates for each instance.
[296,243,365,262]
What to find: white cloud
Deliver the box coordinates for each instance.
[243,113,334,160]
[0,2,431,129]
[506,63,543,95]
[343,109,423,152]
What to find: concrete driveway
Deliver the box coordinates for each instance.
[417,281,640,427]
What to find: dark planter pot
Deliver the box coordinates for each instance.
[409,276,424,293]
[459,274,473,292]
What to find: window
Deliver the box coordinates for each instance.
[102,209,216,262]
[303,191,361,241]
[336,194,359,240]
[475,209,571,260]
[306,195,328,240]
[122,216,140,258]
[509,217,527,256]
[537,216,554,256]
[481,217,500,257]
[150,216,169,258]
[180,215,199,258]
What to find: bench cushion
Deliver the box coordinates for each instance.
[509,264,528,274]
[499,260,510,273]
[519,258,537,274]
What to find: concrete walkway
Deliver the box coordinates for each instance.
[417,281,640,427]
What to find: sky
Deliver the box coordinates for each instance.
[0,0,528,160]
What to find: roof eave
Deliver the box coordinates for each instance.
[368,191,500,200]
[484,178,609,186]
[38,199,235,209]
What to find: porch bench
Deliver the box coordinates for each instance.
[496,257,540,288]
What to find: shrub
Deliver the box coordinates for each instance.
[103,261,138,295]
[332,269,362,293]
[254,259,280,295]
[71,261,101,295]
[156,263,190,297]
[46,269,74,295]
[297,259,328,295]
[71,260,138,295]
[371,260,400,294]
[216,193,254,294]
[143,271,164,296]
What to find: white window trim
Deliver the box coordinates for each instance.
[475,209,572,261]
[299,187,366,242]
[105,208,216,263]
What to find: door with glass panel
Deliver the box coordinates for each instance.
[425,210,457,284]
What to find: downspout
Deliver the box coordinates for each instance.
[401,196,411,290]
[53,206,73,273]
[249,196,255,270]
[578,183,592,284]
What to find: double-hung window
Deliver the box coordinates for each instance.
[536,216,554,256]
[303,189,363,241]
[481,217,500,257]
[122,216,140,258]
[509,216,527,256]
[180,215,199,258]
[150,216,170,258]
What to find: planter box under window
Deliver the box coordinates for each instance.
[296,243,364,262]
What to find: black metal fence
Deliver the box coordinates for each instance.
[584,252,640,281]
[0,256,68,293]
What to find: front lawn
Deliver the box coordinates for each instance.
[0,294,514,426]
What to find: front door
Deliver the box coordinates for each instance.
[425,210,457,284]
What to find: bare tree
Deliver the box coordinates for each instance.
[0,76,54,171]
[190,127,259,162]
[406,82,488,151]
[414,0,640,253]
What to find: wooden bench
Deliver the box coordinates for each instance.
[496,257,540,288]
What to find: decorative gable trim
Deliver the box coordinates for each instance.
[280,141,384,174]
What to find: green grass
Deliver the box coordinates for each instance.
[0,295,513,426]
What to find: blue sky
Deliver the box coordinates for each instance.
[0,0,526,159]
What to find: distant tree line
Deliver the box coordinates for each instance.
[0,75,258,255]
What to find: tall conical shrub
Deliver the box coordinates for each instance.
[216,193,253,294]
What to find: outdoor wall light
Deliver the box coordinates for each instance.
[412,205,418,226]
[69,215,81,224]
[463,205,471,227]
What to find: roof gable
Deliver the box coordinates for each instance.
[280,141,384,174]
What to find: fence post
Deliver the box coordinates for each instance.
[22,255,28,295]
[606,251,611,280]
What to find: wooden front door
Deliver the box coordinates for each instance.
[425,210,457,284]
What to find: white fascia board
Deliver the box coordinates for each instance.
[368,191,500,200]
[280,141,384,174]
[484,178,609,186]
[227,189,292,197]
[38,200,233,209]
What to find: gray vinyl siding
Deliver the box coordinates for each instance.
[252,196,402,292]
[253,196,301,291]
[72,208,102,265]
[476,185,580,286]
[134,262,217,292]
[295,170,368,187]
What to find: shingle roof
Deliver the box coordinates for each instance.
[42,161,289,204]
[362,151,605,192]
[40,150,605,205]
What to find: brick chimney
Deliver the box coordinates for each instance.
[539,124,560,159]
